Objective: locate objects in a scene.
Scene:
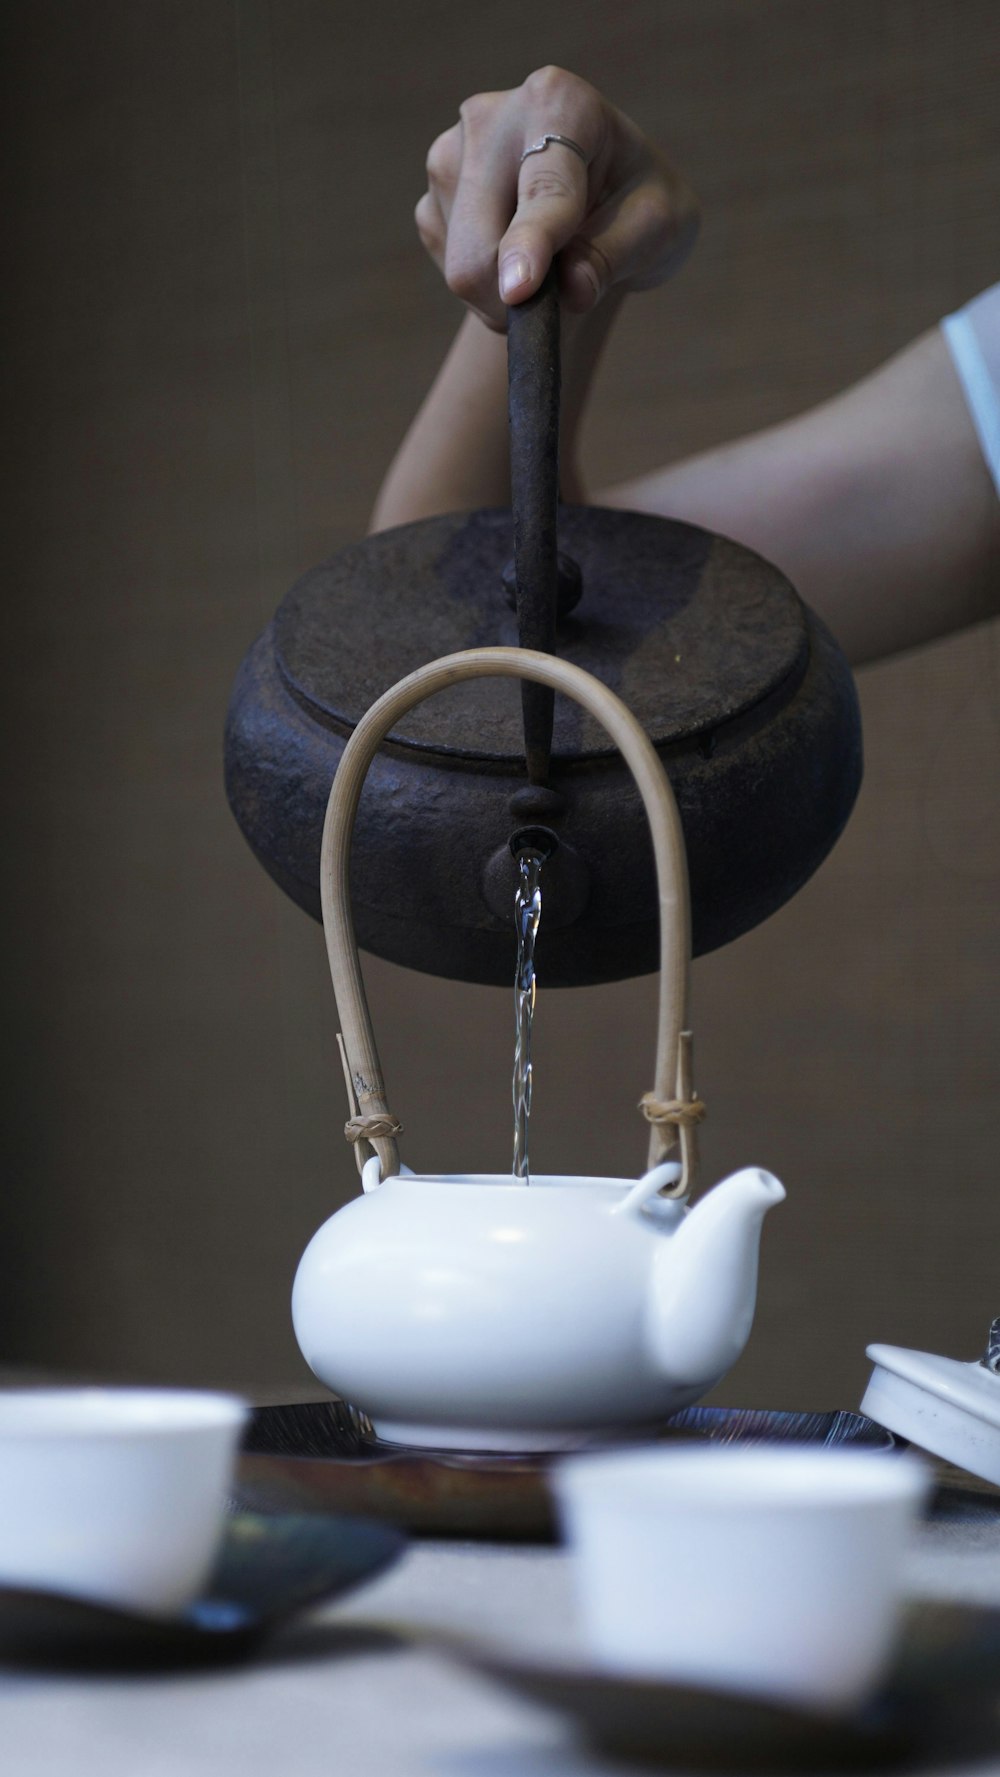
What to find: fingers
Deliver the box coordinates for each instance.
[496,135,593,304]
[414,190,446,274]
[445,159,521,328]
[414,66,696,326]
[493,67,606,307]
[418,69,607,325]
[558,164,701,313]
[424,106,512,329]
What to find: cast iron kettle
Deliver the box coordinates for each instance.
[225,275,862,986]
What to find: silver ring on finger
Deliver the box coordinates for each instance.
[519,133,589,168]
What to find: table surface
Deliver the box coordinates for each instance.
[2,1478,1000,1777]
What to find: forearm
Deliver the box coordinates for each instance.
[602,328,1000,666]
[370,315,509,530]
[369,292,624,532]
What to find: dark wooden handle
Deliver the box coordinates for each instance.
[506,272,560,786]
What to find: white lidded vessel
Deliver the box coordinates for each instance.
[292,649,785,1451]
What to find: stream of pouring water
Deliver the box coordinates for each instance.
[512,849,545,1181]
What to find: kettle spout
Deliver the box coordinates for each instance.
[644,1167,785,1393]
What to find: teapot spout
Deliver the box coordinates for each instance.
[644,1167,785,1393]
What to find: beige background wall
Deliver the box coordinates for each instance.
[2,0,998,1410]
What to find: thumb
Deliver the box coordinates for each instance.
[497,140,591,304]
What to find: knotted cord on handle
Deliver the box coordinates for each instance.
[345,1113,404,1144]
[638,1029,704,1197]
[639,1094,707,1130]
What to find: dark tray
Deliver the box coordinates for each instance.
[0,1510,404,1669]
[238,1401,896,1541]
[422,1599,1000,1770]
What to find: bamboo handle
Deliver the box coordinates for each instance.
[320,647,696,1189]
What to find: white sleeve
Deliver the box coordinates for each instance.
[941,282,1000,500]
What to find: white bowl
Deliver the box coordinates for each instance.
[553,1443,931,1712]
[0,1388,248,1616]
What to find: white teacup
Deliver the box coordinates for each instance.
[553,1443,930,1712]
[0,1388,248,1616]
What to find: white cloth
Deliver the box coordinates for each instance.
[942,282,1000,498]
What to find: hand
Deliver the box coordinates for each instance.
[416,66,699,330]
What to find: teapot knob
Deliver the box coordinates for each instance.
[501,551,583,621]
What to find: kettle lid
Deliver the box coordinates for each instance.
[275,504,809,764]
[224,275,862,984]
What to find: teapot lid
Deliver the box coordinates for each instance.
[862,1322,1000,1485]
[274,505,809,765]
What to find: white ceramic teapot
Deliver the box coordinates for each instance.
[293,1159,784,1450]
[293,648,785,1450]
